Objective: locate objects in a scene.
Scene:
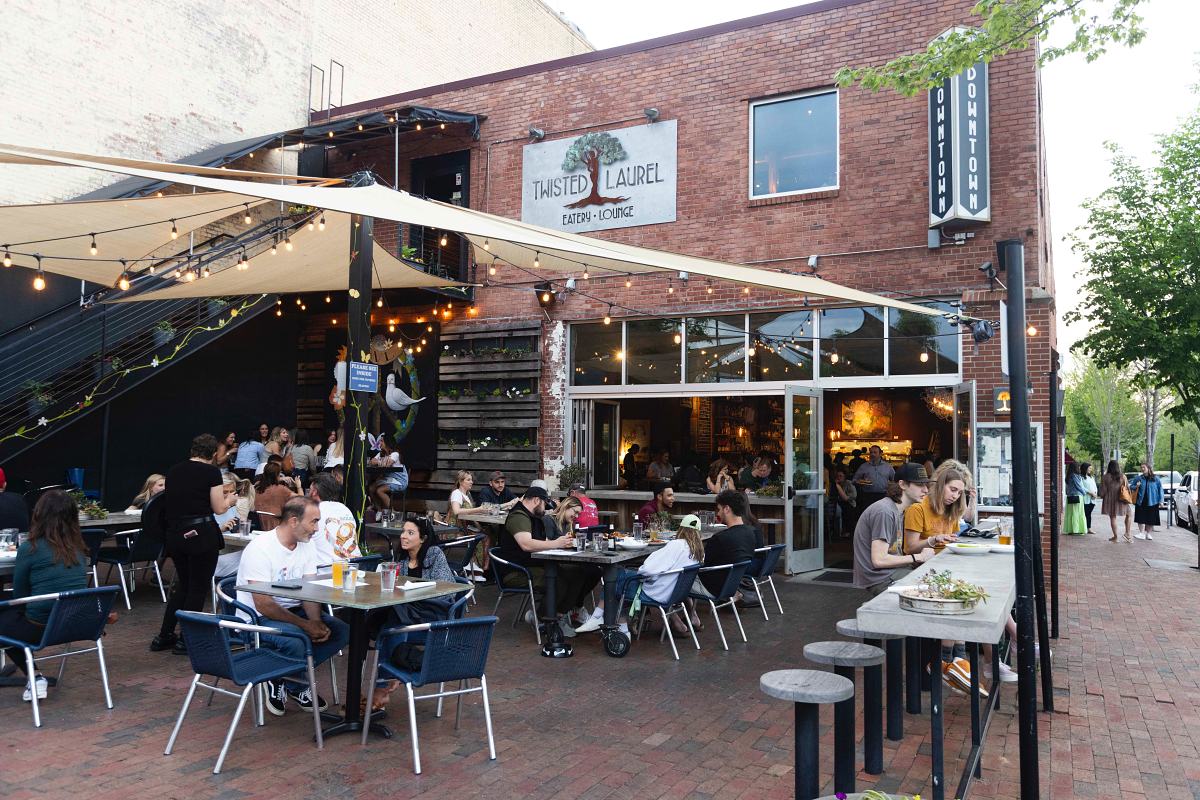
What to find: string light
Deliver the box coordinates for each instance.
[440,123,446,129]
[307,218,315,231]
[117,260,130,291]
[301,303,307,310]
[243,205,252,225]
[488,262,497,277]
[415,123,422,131]
[582,268,590,280]
[1026,324,1038,336]
[388,324,396,332]
[325,295,332,304]
[920,350,930,363]
[625,276,632,288]
[427,324,433,333]
[270,238,278,256]
[89,234,98,255]
[482,239,490,251]
[170,220,179,239]
[420,338,427,346]
[285,236,293,252]
[376,296,384,308]
[603,306,612,325]
[2,250,10,267]
[667,281,674,294]
[706,281,713,295]
[276,308,282,317]
[673,333,682,344]
[331,318,337,325]
[533,252,540,268]
[357,123,363,131]
[32,256,45,290]
[202,266,211,278]
[468,305,478,316]
[439,234,448,247]
[742,286,750,295]
[296,297,302,306]
[830,349,840,364]
[318,214,325,231]
[416,345,422,352]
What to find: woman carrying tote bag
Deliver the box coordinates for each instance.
[1099,459,1133,543]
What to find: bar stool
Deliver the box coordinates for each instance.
[836,618,906,743]
[760,669,854,800]
[804,640,886,792]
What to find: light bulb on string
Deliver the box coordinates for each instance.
[533,252,540,268]
[488,262,497,277]
[318,215,325,231]
[582,268,590,280]
[285,236,293,252]
[482,239,490,251]
[276,308,282,317]
[603,306,612,325]
[202,266,211,278]
[673,333,681,344]
[376,296,384,308]
[296,297,302,306]
[116,260,130,291]
[270,239,278,256]
[468,305,478,316]
[830,349,840,365]
[920,350,930,363]
[427,324,433,333]
[706,281,713,295]
[243,205,252,225]
[32,256,45,291]
[170,220,179,240]
[742,286,750,295]
[331,318,337,326]
[89,234,98,256]
[415,123,422,130]
[388,324,396,333]
[416,345,422,353]
[420,338,427,346]
[325,295,331,304]
[307,219,315,232]
[300,303,307,311]
[440,123,445,130]
[2,251,10,268]
[439,234,448,247]
[625,276,632,288]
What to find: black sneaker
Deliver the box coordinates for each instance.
[149,633,177,652]
[172,639,188,656]
[263,679,288,716]
[289,685,328,712]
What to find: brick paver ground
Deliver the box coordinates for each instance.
[2,521,1198,799]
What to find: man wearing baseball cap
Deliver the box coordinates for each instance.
[479,470,518,510]
[0,467,29,531]
[852,463,951,594]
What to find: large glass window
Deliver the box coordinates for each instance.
[750,90,838,198]
[889,302,960,375]
[819,306,884,377]
[750,310,814,381]
[571,322,622,386]
[685,316,746,383]
[626,319,682,384]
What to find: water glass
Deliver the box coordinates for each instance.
[0,532,12,550]
[343,565,359,592]
[17,531,29,545]
[379,563,397,592]
[575,532,587,552]
[632,522,644,541]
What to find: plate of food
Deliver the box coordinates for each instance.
[616,539,648,550]
[898,569,988,615]
[946,542,992,556]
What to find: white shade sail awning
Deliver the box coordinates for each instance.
[110,212,467,301]
[0,193,270,285]
[0,145,961,320]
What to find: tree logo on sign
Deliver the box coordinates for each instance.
[561,132,629,209]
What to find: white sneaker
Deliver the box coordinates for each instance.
[998,662,1018,683]
[618,622,630,635]
[524,608,537,626]
[574,615,603,634]
[557,615,576,638]
[22,675,48,702]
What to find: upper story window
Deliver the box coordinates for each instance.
[750,89,839,199]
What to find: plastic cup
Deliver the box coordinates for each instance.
[379,564,397,592]
[343,565,358,592]
[998,533,1012,546]
[331,560,346,587]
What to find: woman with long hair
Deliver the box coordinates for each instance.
[264,426,291,457]
[706,459,735,494]
[257,422,271,444]
[1080,462,1098,534]
[125,473,165,514]
[323,429,344,468]
[1100,459,1133,543]
[1063,462,1088,535]
[368,434,408,514]
[3,490,89,700]
[214,432,239,470]
[544,496,582,539]
[1128,462,1162,540]
[252,462,299,531]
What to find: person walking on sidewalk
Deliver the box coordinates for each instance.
[1063,462,1088,535]
[1128,463,1162,540]
[1099,460,1133,543]
[1080,462,1098,534]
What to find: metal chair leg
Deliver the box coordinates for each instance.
[527,582,541,645]
[214,685,252,774]
[25,649,40,728]
[165,674,200,755]
[481,674,497,761]
[436,682,445,718]
[659,607,680,660]
[306,656,324,750]
[682,605,701,650]
[56,642,72,684]
[511,594,527,629]
[328,658,340,707]
[767,575,784,614]
[116,565,131,610]
[207,677,220,707]
[96,637,113,709]
[455,678,466,730]
[710,600,729,650]
[492,591,506,621]
[254,681,264,726]
[406,682,421,774]
[154,561,168,603]
[361,650,380,746]
[755,579,770,621]
[730,600,747,643]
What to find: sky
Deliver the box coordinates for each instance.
[548,0,1200,366]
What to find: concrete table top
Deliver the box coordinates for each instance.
[760,669,854,704]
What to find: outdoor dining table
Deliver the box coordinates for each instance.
[453,506,509,527]
[362,520,461,559]
[237,571,464,739]
[856,548,1016,800]
[77,512,143,531]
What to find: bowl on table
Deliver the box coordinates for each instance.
[946,542,991,556]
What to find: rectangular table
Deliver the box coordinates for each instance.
[454,507,509,526]
[77,512,144,531]
[857,549,1015,800]
[532,546,650,657]
[237,572,464,738]
[362,521,462,558]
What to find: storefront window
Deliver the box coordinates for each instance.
[570,322,622,386]
[750,310,814,381]
[685,316,746,383]
[750,90,838,198]
[889,302,960,375]
[819,306,884,377]
[626,319,682,384]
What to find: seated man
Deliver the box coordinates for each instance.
[307,472,361,563]
[699,490,761,596]
[851,465,939,595]
[0,467,29,531]
[637,481,675,526]
[235,496,350,716]
[478,470,519,510]
[500,487,598,635]
[738,456,775,491]
[568,483,599,528]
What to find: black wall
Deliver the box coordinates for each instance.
[4,308,301,506]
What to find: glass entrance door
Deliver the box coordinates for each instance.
[592,401,620,487]
[784,386,823,573]
[953,381,976,474]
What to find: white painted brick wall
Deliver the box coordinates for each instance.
[2,0,590,204]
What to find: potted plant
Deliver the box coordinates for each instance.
[153,319,176,347]
[206,297,229,319]
[92,355,124,382]
[557,463,587,489]
[25,380,53,417]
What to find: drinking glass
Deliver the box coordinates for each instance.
[343,565,359,592]
[331,560,346,587]
[0,532,11,549]
[17,532,29,545]
[632,522,644,541]
[379,563,397,592]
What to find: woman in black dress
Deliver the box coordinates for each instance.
[151,434,227,654]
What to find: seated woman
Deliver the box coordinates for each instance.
[289,429,319,489]
[540,497,603,632]
[252,462,300,530]
[706,459,735,494]
[124,473,165,514]
[215,432,239,471]
[3,490,89,701]
[368,435,408,513]
[322,429,344,469]
[213,473,244,580]
[575,514,705,635]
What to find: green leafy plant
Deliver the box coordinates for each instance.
[491,387,502,397]
[756,482,783,498]
[154,320,176,336]
[917,569,989,604]
[24,381,53,405]
[557,463,587,488]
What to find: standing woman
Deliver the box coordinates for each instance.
[1063,462,1088,535]
[1080,462,1098,534]
[151,434,226,654]
[1129,463,1162,540]
[1099,460,1133,543]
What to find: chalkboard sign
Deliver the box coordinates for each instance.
[974,422,1044,513]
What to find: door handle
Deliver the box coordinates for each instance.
[786,486,796,500]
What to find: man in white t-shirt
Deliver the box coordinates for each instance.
[235,496,349,716]
[306,472,361,564]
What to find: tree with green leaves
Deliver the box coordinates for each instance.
[561,132,629,209]
[1064,108,1200,426]
[836,0,1147,96]
[1064,357,1141,466]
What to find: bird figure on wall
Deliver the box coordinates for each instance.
[329,346,347,409]
[385,372,425,412]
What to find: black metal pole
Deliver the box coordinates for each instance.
[343,188,375,525]
[1048,355,1060,639]
[1168,434,1175,525]
[1000,238,1040,800]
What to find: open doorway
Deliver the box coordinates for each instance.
[410,150,470,281]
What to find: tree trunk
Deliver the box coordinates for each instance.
[564,148,629,209]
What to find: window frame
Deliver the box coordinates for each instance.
[748,88,840,200]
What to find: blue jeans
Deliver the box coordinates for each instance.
[259,608,349,669]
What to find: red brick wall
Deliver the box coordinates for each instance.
[327,0,1058,563]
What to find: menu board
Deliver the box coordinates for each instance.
[975,422,1044,512]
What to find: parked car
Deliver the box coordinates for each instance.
[1173,472,1199,532]
[1157,470,1185,511]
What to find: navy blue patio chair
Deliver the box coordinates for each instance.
[0,585,119,728]
[96,528,168,608]
[440,534,487,603]
[166,610,323,774]
[688,559,753,650]
[746,544,787,620]
[618,563,703,660]
[361,615,500,774]
[487,547,540,644]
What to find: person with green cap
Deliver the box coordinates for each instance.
[574,514,706,635]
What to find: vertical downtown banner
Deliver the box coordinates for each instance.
[521,120,678,233]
